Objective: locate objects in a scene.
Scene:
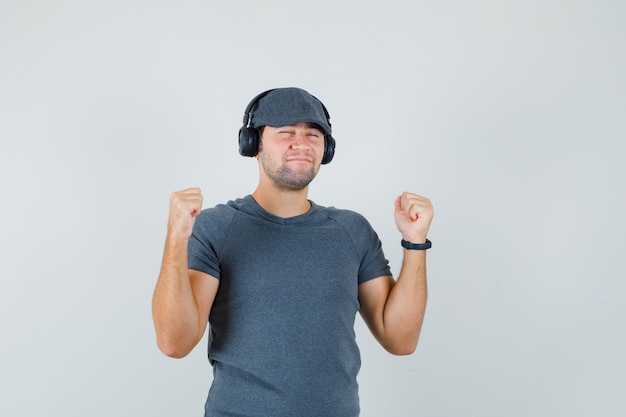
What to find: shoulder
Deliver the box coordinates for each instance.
[321,206,381,248]
[196,196,251,222]
[193,196,252,236]
[324,206,372,230]
[322,205,390,280]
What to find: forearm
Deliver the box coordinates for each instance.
[152,235,202,357]
[382,249,428,354]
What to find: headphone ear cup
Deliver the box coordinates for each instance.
[321,135,336,164]
[239,127,260,157]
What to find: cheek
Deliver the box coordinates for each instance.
[313,139,325,154]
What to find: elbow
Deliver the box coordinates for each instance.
[156,336,193,359]
[152,317,199,358]
[380,335,419,356]
[385,342,417,356]
[160,347,190,359]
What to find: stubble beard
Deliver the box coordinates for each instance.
[258,150,319,192]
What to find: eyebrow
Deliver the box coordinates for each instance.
[274,123,324,134]
[301,122,324,132]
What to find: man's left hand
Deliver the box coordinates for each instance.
[394,192,434,243]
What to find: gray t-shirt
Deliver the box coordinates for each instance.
[188,195,391,417]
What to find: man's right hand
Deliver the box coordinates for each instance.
[167,188,203,240]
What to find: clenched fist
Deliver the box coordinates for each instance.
[394,191,434,244]
[167,188,203,240]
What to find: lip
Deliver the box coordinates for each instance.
[286,155,314,163]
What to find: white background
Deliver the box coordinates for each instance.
[1,1,624,416]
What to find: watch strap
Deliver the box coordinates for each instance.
[401,239,432,250]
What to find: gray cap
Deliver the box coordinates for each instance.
[251,87,332,135]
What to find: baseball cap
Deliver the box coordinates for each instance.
[250,87,332,135]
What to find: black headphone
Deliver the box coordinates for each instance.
[238,89,336,164]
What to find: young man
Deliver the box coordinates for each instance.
[152,87,434,417]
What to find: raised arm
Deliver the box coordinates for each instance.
[151,188,219,358]
[359,192,433,355]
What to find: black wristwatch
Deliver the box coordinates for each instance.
[401,239,432,250]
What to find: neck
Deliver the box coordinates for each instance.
[252,183,311,218]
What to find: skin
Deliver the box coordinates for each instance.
[152,122,434,358]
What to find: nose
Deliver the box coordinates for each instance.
[290,131,312,149]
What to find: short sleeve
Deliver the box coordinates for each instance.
[187,205,236,279]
